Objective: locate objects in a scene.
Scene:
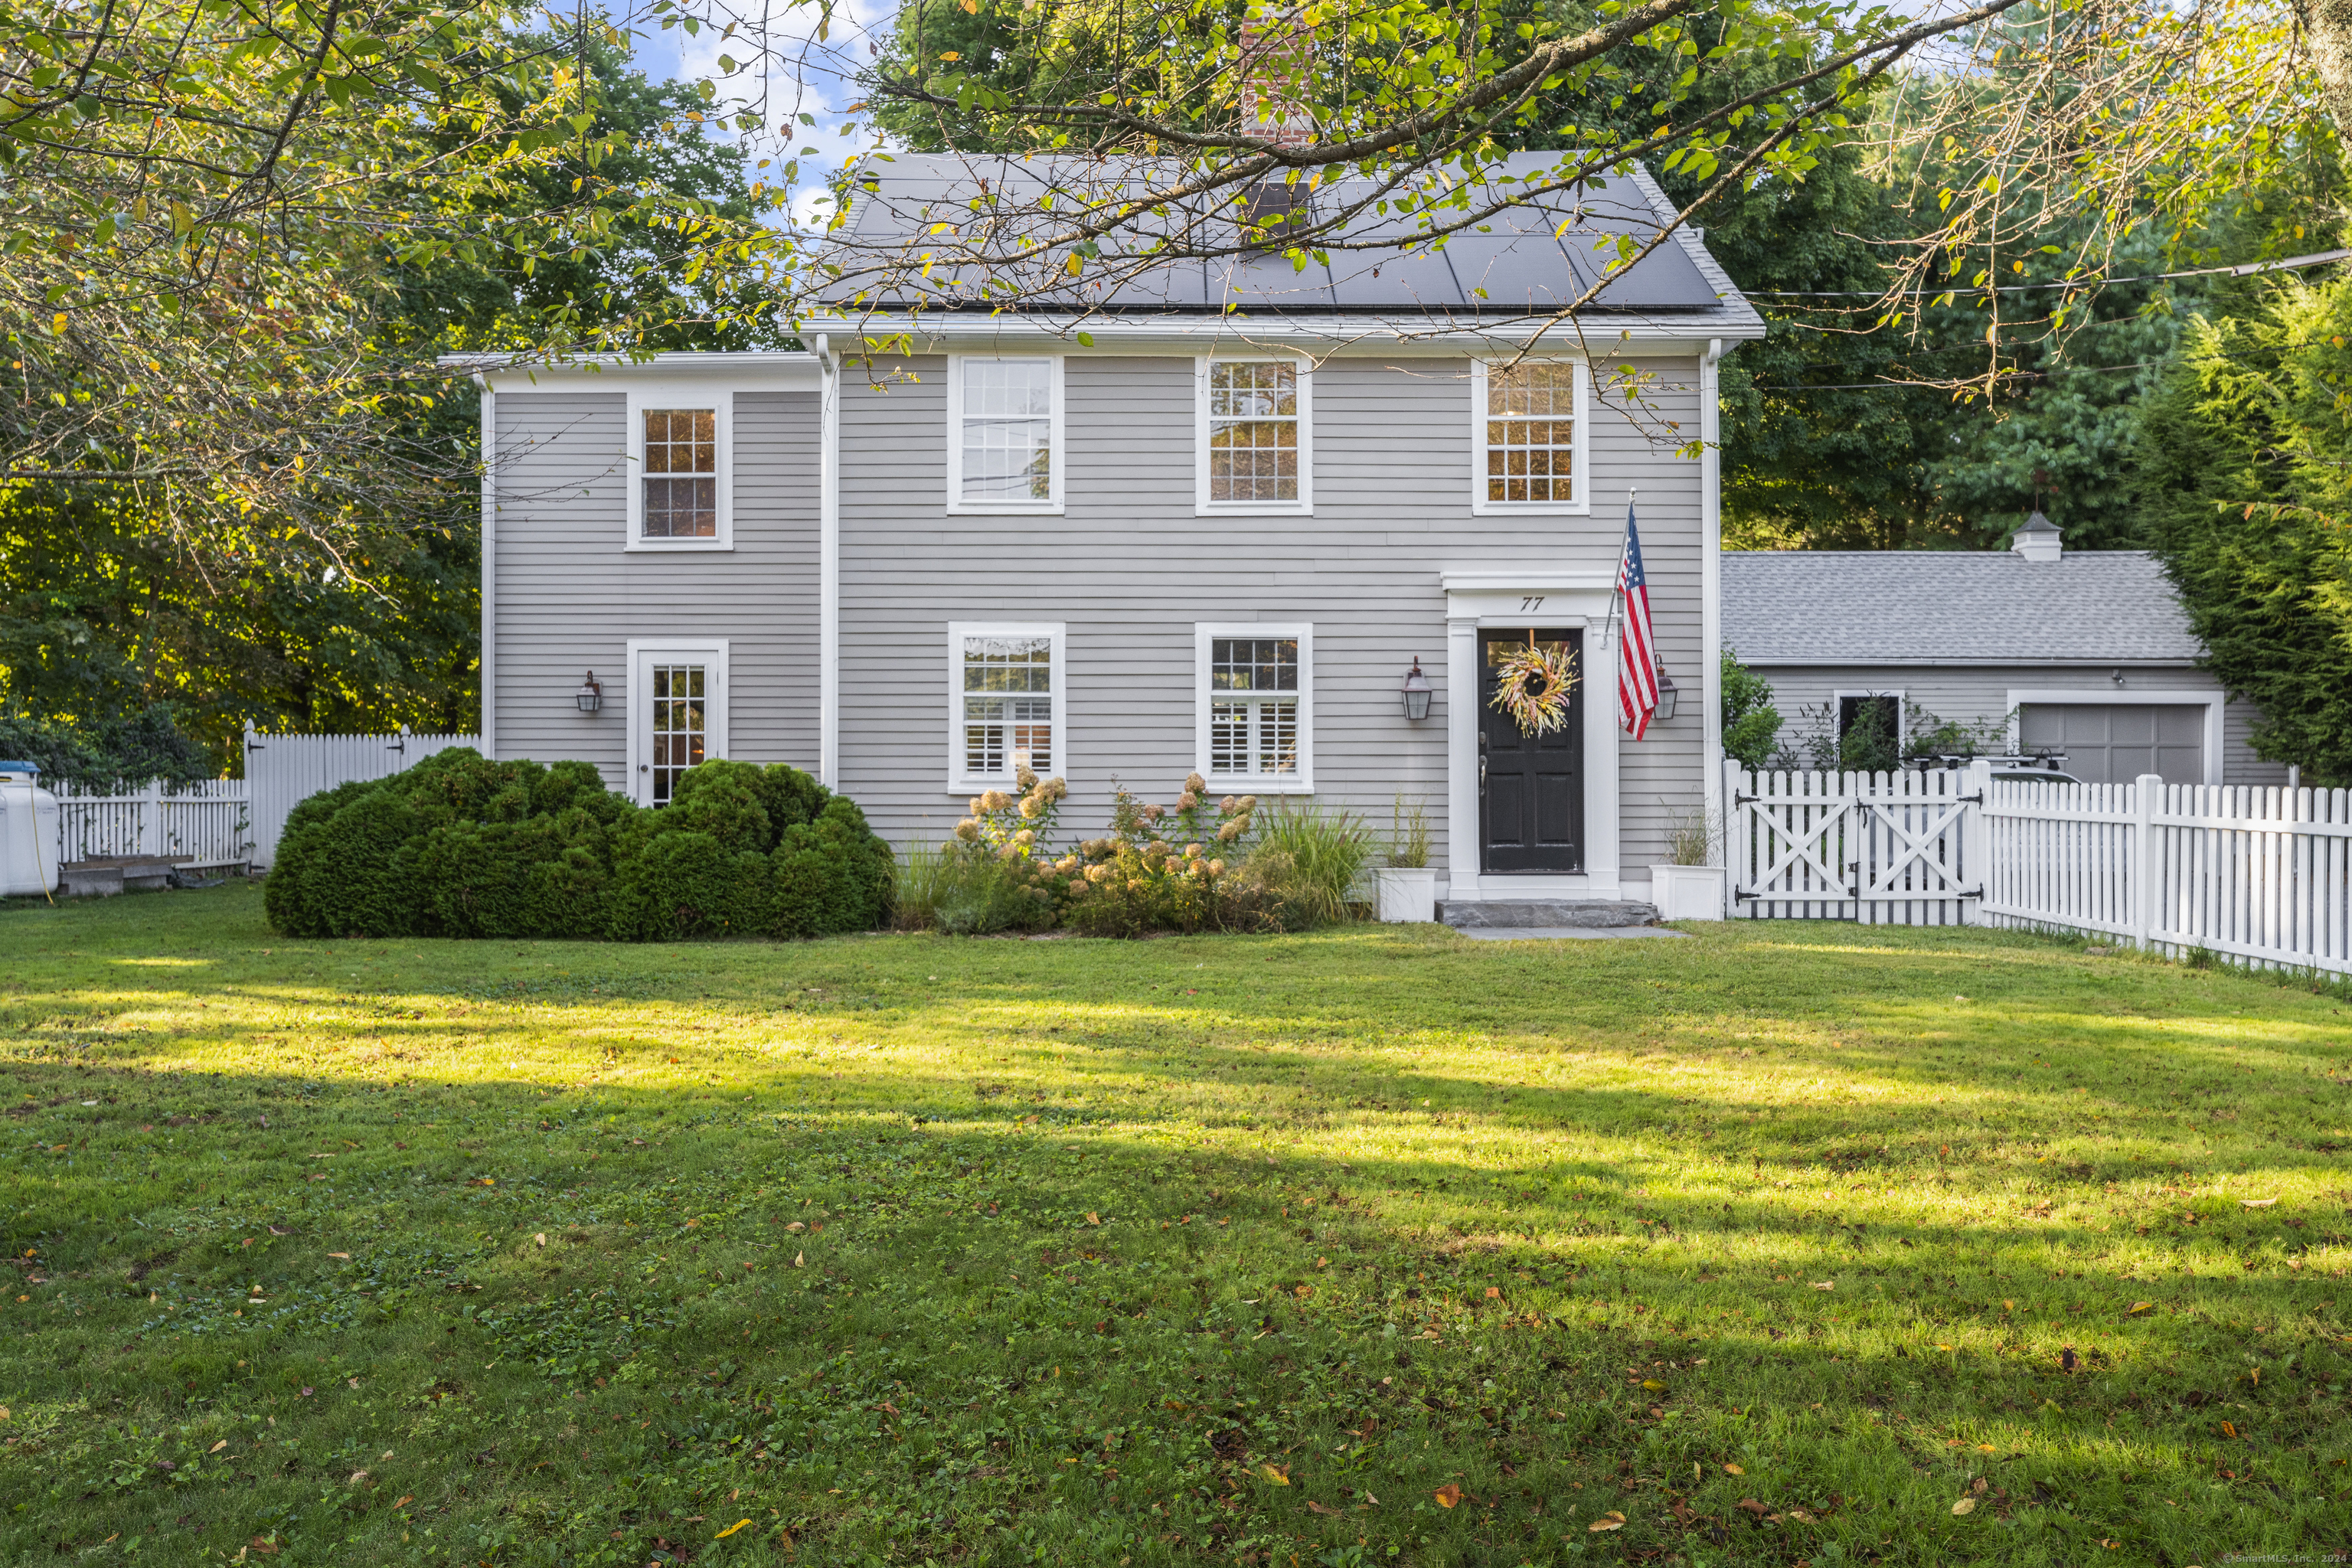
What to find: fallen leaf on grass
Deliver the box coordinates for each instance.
[1588,1511,1625,1533]
[1952,1498,1977,1515]
[2126,1302,2153,1315]
[792,1252,803,1268]
[1259,1464,1290,1485]
[1737,1498,1769,1517]
[714,1519,752,1539]
[1086,1212,1100,1226]
[2240,1198,2277,1208]
[1811,1280,1834,1291]
[210,1440,227,1453]
[1307,1501,1341,1517]
[326,1252,349,1259]
[1641,1379,1668,1392]
[1432,1484,1460,1508]
[248,1540,280,1555]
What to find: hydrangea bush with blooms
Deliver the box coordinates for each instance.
[952,760,1067,861]
[1060,775,1258,936]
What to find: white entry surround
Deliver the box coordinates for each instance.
[1441,570,1623,903]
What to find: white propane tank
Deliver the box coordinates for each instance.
[0,760,62,898]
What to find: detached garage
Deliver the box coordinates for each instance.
[1723,516,2286,788]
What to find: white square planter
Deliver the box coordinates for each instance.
[1373,867,1437,923]
[1651,864,1725,922]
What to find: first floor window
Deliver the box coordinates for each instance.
[1210,637,1298,776]
[962,632,1055,777]
[648,664,707,803]
[1196,625,1312,788]
[642,407,717,537]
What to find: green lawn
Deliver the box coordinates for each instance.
[2,884,2347,1567]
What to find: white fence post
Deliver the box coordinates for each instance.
[1962,758,1991,926]
[2132,773,2160,955]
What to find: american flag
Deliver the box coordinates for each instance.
[1615,501,1660,739]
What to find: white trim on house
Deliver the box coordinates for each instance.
[478,383,496,755]
[1833,688,1907,753]
[1699,339,1724,887]
[944,352,1065,514]
[817,336,841,788]
[946,621,1068,795]
[1468,357,1591,515]
[1439,577,1622,902]
[625,638,730,806]
[2004,688,2225,786]
[1194,353,1313,516]
[622,385,733,552]
[1192,623,1315,795]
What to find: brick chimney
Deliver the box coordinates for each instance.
[1238,8,1315,150]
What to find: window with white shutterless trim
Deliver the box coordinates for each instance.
[625,639,729,806]
[1196,355,1312,514]
[624,387,733,549]
[1469,358,1589,514]
[1194,624,1313,792]
[946,355,1063,512]
[948,623,1067,792]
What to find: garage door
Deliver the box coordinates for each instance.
[2017,703,2204,785]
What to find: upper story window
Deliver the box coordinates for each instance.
[949,622,1067,791]
[643,409,717,537]
[1471,358,1588,514]
[1197,356,1312,514]
[1194,623,1314,791]
[947,356,1063,512]
[625,387,733,549]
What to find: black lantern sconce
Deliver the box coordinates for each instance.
[1651,655,1678,722]
[1400,656,1432,720]
[575,671,603,714]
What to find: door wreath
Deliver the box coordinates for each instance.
[1489,636,1578,736]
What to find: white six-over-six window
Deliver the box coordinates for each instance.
[946,355,1064,512]
[1194,624,1314,792]
[1470,358,1588,514]
[947,622,1067,792]
[1197,355,1312,514]
[624,387,733,549]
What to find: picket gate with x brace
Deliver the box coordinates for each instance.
[1726,760,1984,924]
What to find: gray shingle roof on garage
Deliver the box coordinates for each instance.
[1722,550,2203,665]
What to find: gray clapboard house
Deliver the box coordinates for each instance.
[471,152,1763,910]
[1723,517,2286,786]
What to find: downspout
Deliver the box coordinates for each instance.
[477,374,497,757]
[1699,338,1724,893]
[816,335,840,789]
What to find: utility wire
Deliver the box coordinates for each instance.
[1745,246,2352,300]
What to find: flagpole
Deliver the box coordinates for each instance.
[1603,488,1635,654]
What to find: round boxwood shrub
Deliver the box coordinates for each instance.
[263,749,893,942]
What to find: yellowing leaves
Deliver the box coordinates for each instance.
[1258,1463,1290,1486]
[1723,1462,1744,1475]
[1589,1511,1626,1532]
[713,1518,752,1539]
[2126,1301,2154,1315]
[1432,1483,1460,1508]
[1640,1379,1668,1392]
[1952,1497,1977,1515]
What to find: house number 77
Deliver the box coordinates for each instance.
[1519,596,1545,612]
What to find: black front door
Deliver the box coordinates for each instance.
[1479,629,1584,873]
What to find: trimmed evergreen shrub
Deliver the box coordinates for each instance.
[263,749,893,942]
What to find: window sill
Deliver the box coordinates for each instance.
[946,776,1046,797]
[1194,502,1312,518]
[1202,773,1315,795]
[946,501,1065,517]
[1469,500,1592,517]
[624,539,735,553]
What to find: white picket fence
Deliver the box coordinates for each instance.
[1730,760,2352,975]
[1726,763,1978,924]
[52,778,256,867]
[48,728,478,875]
[241,728,477,870]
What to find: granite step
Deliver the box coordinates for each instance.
[1438,899,1661,929]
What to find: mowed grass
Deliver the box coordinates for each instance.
[2,887,2349,1568]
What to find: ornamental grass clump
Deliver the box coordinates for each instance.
[903,761,1072,933]
[1243,802,1377,927]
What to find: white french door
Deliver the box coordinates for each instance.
[626,640,729,806]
